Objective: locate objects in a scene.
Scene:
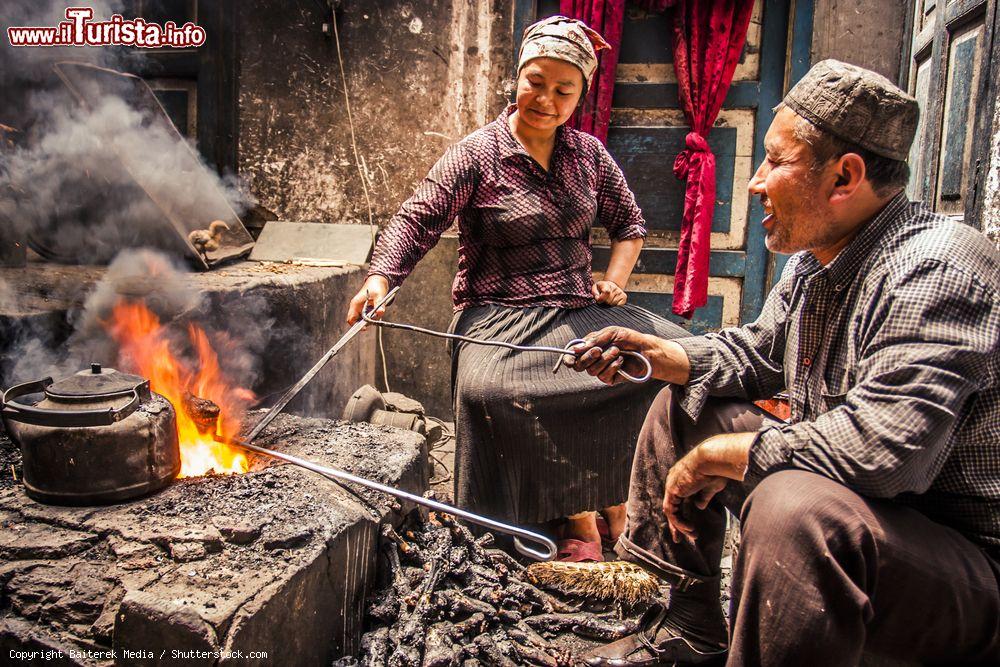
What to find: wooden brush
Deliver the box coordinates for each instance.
[524,560,660,607]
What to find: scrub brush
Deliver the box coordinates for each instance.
[525,560,660,607]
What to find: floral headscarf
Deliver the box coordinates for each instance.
[518,15,611,89]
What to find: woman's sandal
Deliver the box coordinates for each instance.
[556,538,605,562]
[595,513,616,549]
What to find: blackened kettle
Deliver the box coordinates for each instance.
[1,364,180,505]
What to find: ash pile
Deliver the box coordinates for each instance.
[351,509,662,666]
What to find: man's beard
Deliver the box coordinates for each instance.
[764,205,841,256]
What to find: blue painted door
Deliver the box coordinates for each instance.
[516,0,807,333]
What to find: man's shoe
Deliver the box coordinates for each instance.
[583,603,727,666]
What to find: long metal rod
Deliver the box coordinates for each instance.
[360,307,653,384]
[245,287,401,442]
[226,436,558,561]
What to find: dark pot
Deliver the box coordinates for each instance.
[1,364,180,505]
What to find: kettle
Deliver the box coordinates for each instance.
[1,364,180,505]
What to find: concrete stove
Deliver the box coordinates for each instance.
[0,412,427,666]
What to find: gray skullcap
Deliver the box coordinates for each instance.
[783,59,919,161]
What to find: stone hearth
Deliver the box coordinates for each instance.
[0,259,375,421]
[0,412,427,666]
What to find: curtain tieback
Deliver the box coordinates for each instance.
[672,131,712,180]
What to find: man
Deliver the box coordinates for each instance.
[566,60,1000,665]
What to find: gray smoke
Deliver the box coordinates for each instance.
[70,248,202,345]
[71,248,272,396]
[0,275,65,384]
[1,248,272,397]
[0,5,268,406]
[0,1,130,92]
[1,94,252,262]
[0,0,254,264]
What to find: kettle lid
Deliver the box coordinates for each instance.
[46,364,149,400]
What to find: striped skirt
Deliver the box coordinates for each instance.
[449,302,690,524]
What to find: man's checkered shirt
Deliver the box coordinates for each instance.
[677,193,1000,556]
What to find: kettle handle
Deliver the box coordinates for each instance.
[1,378,143,427]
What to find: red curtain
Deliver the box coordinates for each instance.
[559,1,626,144]
[561,0,753,318]
[667,0,754,318]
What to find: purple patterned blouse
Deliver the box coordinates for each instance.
[368,105,646,310]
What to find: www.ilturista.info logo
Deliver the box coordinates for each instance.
[7,7,206,48]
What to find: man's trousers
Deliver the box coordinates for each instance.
[616,387,1000,665]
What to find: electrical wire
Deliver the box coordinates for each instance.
[330,6,392,394]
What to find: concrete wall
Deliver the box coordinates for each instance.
[809,0,909,82]
[237,0,513,224]
[984,102,1000,248]
[236,0,514,419]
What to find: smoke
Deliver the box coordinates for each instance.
[68,248,273,394]
[71,248,202,342]
[0,4,270,406]
[0,248,273,395]
[0,1,131,96]
[0,275,65,384]
[1,94,252,262]
[0,0,254,264]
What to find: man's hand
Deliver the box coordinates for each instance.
[592,280,628,306]
[663,432,756,543]
[562,326,654,386]
[561,327,693,386]
[663,447,728,543]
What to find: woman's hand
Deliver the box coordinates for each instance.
[347,275,390,325]
[592,280,627,306]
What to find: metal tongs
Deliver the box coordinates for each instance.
[360,303,654,384]
[225,434,558,561]
[226,287,558,560]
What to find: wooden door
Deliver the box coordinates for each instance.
[516,0,808,333]
[904,0,993,226]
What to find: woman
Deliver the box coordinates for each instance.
[347,16,688,561]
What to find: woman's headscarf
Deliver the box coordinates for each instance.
[517,15,610,89]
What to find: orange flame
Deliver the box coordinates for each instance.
[104,299,250,477]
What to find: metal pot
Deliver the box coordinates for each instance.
[1,364,180,505]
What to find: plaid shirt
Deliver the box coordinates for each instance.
[677,193,1000,554]
[368,105,646,310]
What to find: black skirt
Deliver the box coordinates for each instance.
[449,302,689,524]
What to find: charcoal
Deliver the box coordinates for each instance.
[486,547,526,574]
[472,634,517,667]
[509,640,559,667]
[524,612,640,640]
[359,626,391,666]
[357,512,630,665]
[182,392,220,434]
[448,612,487,639]
[434,588,496,617]
[421,622,459,667]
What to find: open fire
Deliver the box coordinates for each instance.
[103,299,252,477]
